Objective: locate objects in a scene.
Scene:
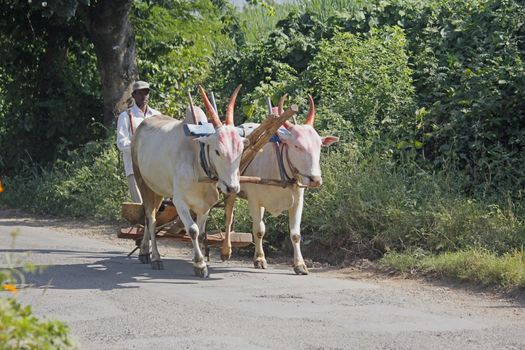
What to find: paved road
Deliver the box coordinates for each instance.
[1,214,525,349]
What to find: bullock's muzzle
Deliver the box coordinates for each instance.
[307,175,322,188]
[218,181,240,194]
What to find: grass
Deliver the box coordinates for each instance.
[292,0,365,22]
[239,0,366,44]
[381,249,525,289]
[296,144,525,262]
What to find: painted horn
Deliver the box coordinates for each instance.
[278,93,288,115]
[225,84,242,126]
[198,85,222,128]
[305,94,315,126]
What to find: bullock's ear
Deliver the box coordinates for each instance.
[242,137,250,148]
[321,136,339,147]
[277,128,292,143]
[195,136,211,144]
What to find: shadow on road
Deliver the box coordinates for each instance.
[1,248,270,292]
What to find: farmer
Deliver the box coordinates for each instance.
[116,81,161,203]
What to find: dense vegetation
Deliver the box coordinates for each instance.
[1,0,525,288]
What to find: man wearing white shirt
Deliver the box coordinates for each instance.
[116,81,161,203]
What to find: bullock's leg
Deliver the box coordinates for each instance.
[196,211,209,243]
[250,203,267,269]
[136,186,157,264]
[196,211,210,261]
[221,194,237,261]
[144,194,164,270]
[288,191,308,275]
[172,197,209,278]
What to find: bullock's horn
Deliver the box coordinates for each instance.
[266,96,273,115]
[278,93,288,115]
[187,90,197,124]
[283,120,294,130]
[210,91,218,114]
[198,85,222,128]
[305,94,315,126]
[225,84,242,126]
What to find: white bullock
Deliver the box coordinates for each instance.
[221,95,338,274]
[131,85,248,277]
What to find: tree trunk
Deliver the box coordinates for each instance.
[78,0,137,127]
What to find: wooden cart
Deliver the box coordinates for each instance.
[118,200,253,258]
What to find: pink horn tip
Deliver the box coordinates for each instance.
[278,93,288,115]
[198,85,222,128]
[225,84,242,126]
[305,94,315,126]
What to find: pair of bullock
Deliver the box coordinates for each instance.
[131,86,338,278]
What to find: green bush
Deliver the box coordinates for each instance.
[299,147,525,263]
[407,0,525,195]
[308,26,416,139]
[0,298,74,350]
[0,2,104,174]
[132,0,232,116]
[0,137,127,221]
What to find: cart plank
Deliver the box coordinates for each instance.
[117,226,252,248]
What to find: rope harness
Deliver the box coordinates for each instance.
[270,136,307,187]
[127,109,134,135]
[199,143,218,180]
[272,141,293,182]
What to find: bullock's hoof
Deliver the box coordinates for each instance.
[193,264,209,278]
[254,259,267,269]
[151,260,164,270]
[293,264,309,275]
[138,253,150,264]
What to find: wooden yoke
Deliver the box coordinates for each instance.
[198,104,299,187]
[240,104,298,174]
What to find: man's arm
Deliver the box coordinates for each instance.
[116,111,132,152]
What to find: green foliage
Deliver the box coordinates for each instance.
[132,0,232,116]
[405,0,525,194]
[308,26,415,138]
[0,298,74,350]
[238,3,288,44]
[0,137,127,221]
[212,8,331,103]
[299,147,525,263]
[0,1,103,174]
[348,0,525,194]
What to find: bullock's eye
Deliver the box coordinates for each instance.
[215,149,220,156]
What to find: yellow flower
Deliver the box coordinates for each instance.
[3,284,17,293]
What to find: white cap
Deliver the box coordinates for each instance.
[132,80,150,92]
